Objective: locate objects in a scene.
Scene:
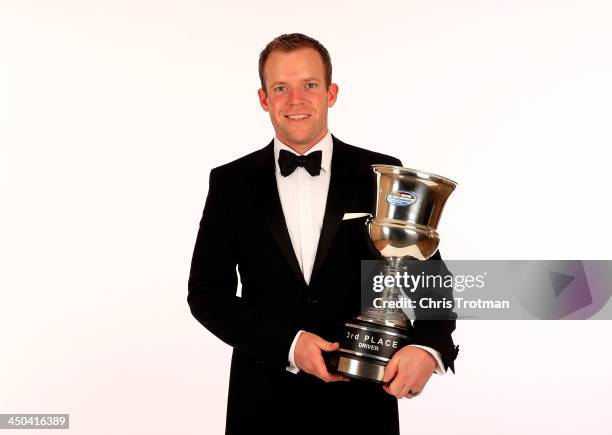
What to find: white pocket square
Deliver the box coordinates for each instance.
[342,212,370,220]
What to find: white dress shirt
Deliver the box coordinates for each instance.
[273,132,446,375]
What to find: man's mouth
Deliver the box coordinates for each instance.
[284,114,311,121]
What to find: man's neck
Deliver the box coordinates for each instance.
[279,129,329,155]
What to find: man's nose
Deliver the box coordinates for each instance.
[287,88,306,105]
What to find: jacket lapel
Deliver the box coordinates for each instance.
[252,141,308,288]
[310,137,352,284]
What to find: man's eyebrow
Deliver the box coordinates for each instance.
[269,78,320,87]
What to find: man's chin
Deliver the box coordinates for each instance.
[279,134,318,149]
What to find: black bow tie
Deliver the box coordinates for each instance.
[278,149,322,177]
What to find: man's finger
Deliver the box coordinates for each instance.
[323,372,350,382]
[316,338,339,352]
[412,380,427,396]
[383,377,402,397]
[383,355,399,383]
[399,384,411,399]
[383,383,400,397]
[313,352,348,382]
[313,351,331,379]
[406,390,420,399]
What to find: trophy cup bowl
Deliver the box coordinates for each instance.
[368,165,458,261]
[327,165,457,382]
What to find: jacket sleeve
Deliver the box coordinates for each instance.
[187,168,300,367]
[409,250,459,373]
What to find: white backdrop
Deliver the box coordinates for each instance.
[1,1,611,434]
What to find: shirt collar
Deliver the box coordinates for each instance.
[274,131,333,175]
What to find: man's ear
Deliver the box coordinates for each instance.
[327,83,339,108]
[258,88,269,112]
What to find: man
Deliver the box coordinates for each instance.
[188,33,458,435]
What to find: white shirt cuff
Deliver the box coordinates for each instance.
[408,344,446,375]
[286,330,305,374]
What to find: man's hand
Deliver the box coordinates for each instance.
[294,332,349,383]
[382,346,437,399]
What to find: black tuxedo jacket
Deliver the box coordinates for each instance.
[188,136,457,435]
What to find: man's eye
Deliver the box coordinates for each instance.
[306,83,317,89]
[274,86,287,92]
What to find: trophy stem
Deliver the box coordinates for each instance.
[358,257,409,329]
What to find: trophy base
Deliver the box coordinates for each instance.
[328,352,387,383]
[326,319,411,383]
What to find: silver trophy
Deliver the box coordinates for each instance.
[327,165,457,382]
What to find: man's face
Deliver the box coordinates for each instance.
[258,48,339,152]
